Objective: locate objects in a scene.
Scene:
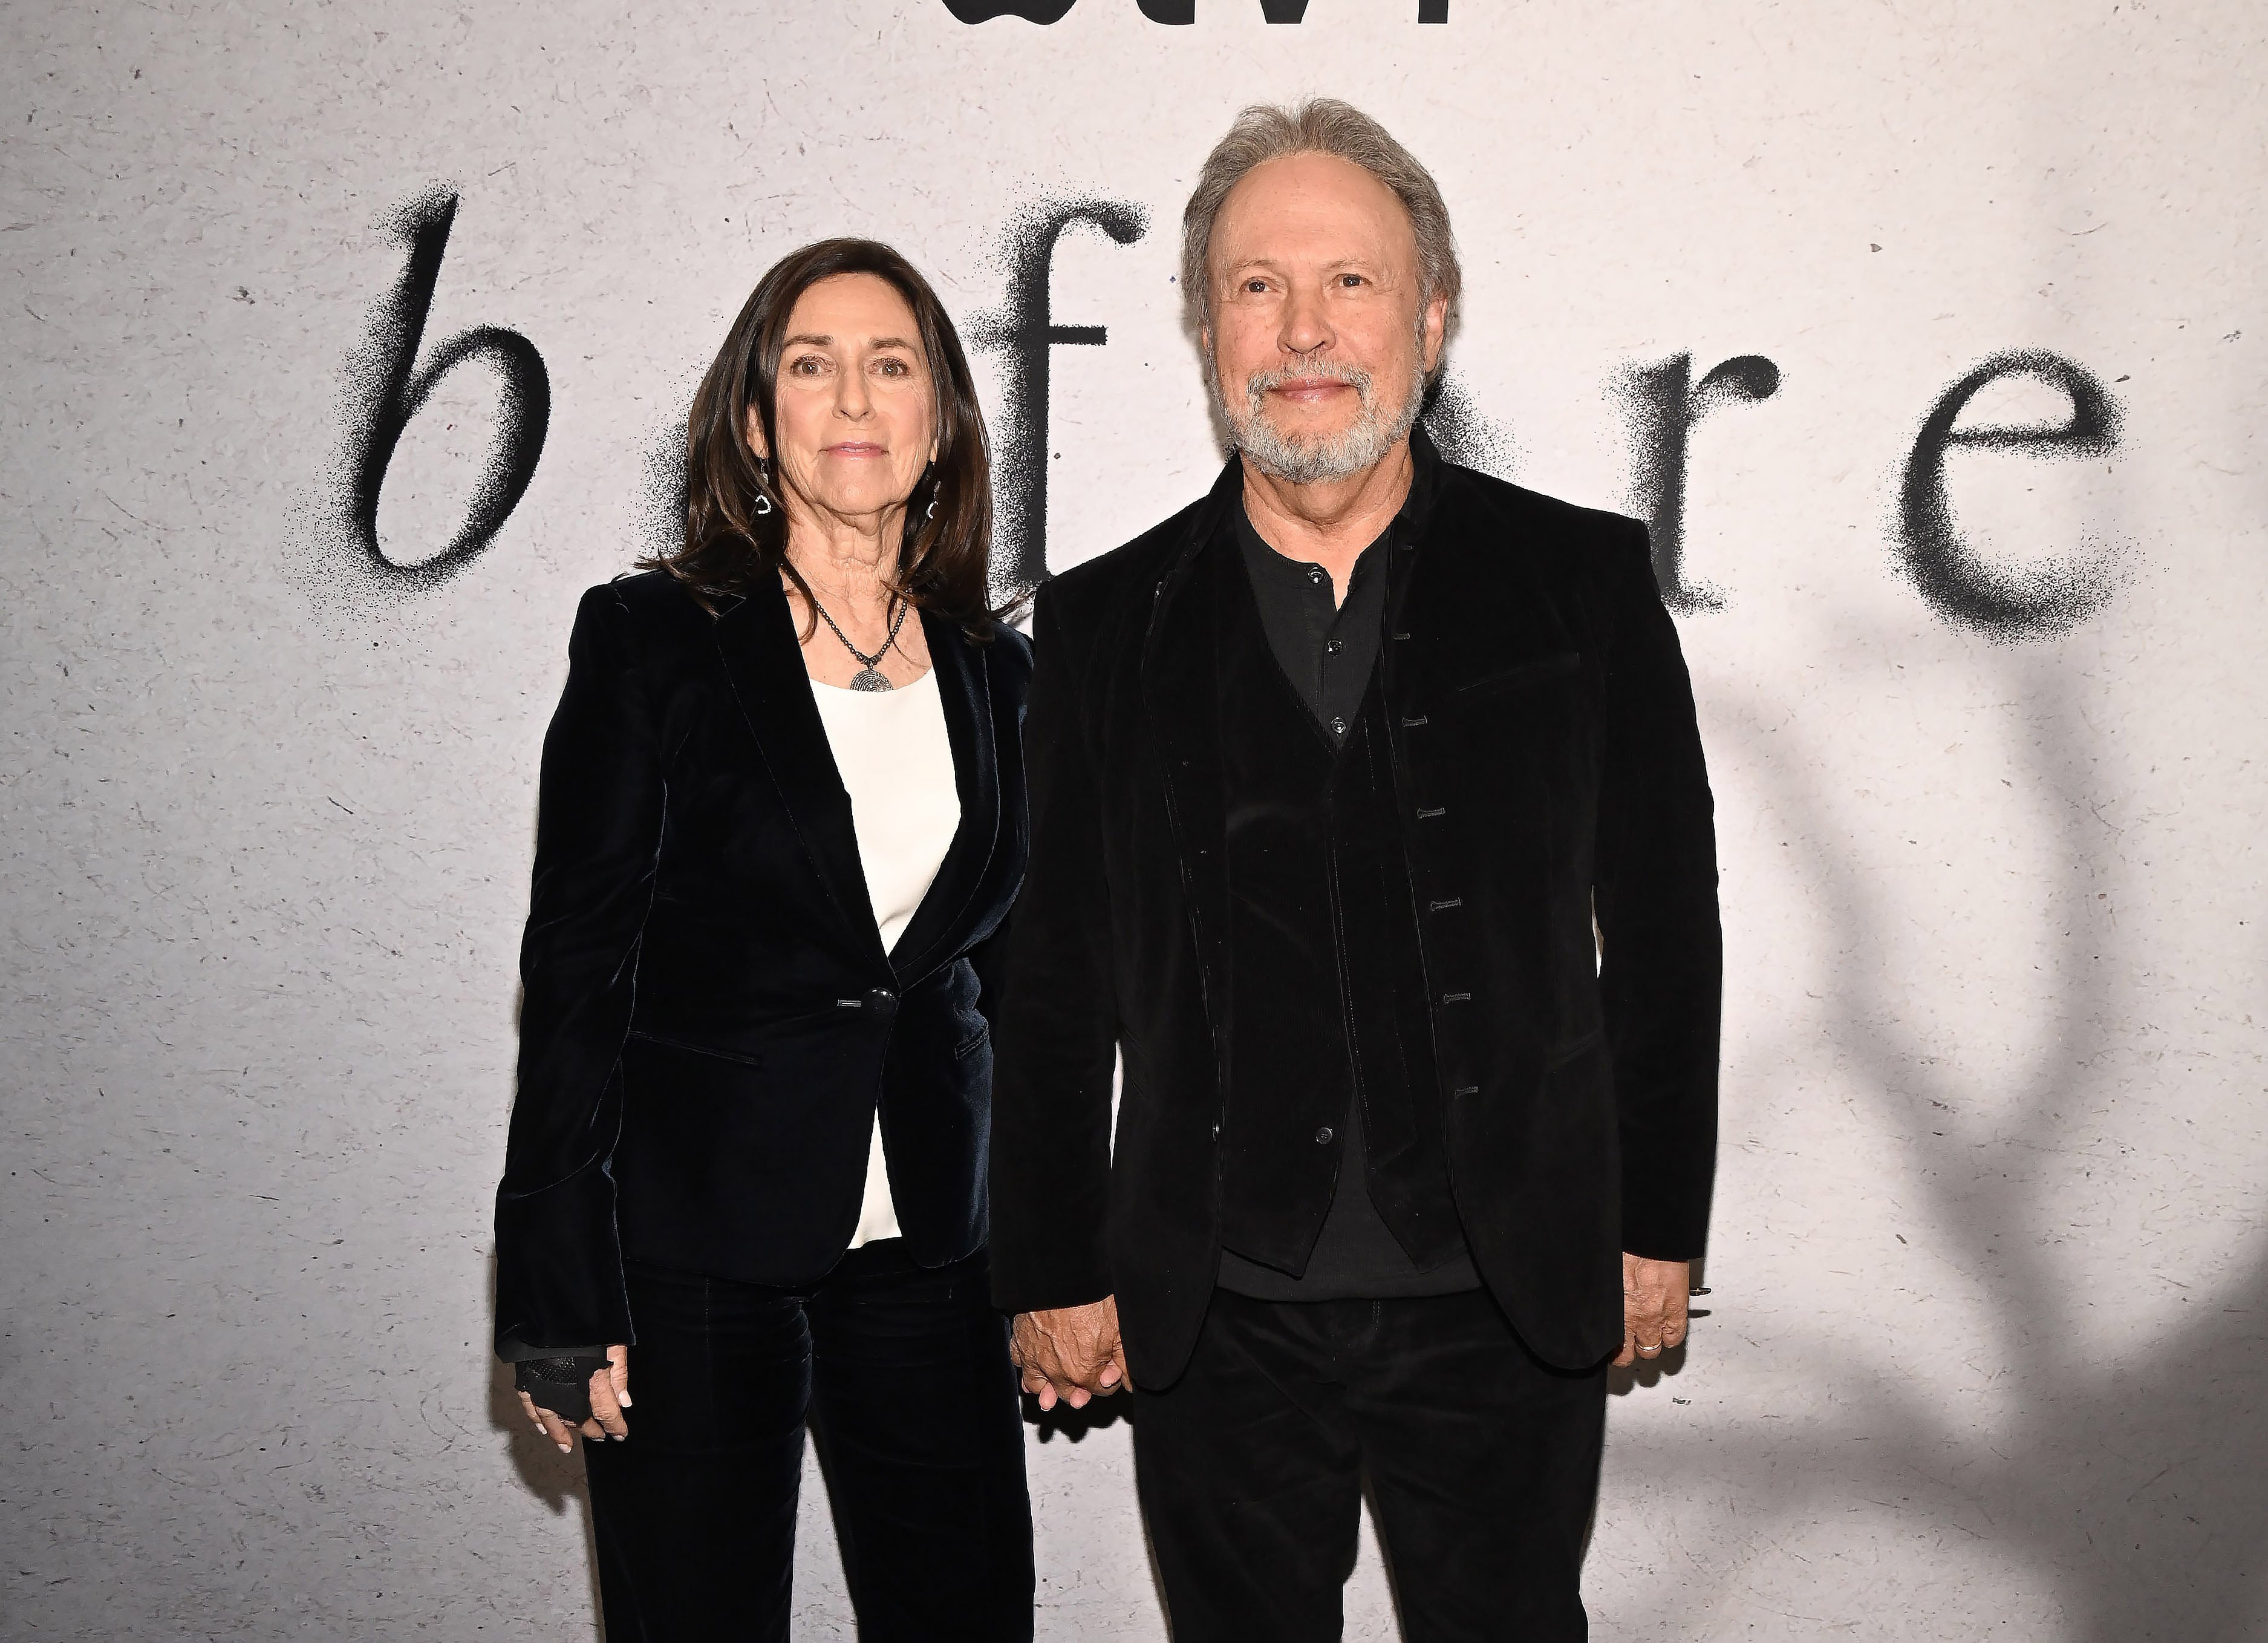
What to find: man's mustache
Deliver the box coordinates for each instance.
[1242,356,1377,409]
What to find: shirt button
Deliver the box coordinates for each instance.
[1314,1125,1334,1145]
[1329,716,1347,735]
[1325,638,1343,655]
[1306,567,1325,586]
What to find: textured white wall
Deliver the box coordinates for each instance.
[3,2,2264,1638]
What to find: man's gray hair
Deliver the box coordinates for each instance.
[1181,99,1462,365]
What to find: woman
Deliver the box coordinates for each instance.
[494,239,1034,1641]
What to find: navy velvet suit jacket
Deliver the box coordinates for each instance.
[495,570,1031,1355]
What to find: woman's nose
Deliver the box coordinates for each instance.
[835,369,874,420]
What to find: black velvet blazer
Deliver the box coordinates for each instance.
[495,570,1031,1355]
[988,431,1720,1382]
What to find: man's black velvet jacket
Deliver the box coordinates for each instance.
[988,431,1720,1383]
[494,571,1031,1356]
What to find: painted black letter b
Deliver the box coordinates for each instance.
[342,189,550,589]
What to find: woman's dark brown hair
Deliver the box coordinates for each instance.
[642,238,1007,633]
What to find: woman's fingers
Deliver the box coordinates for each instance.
[518,1388,577,1452]
[535,1404,579,1453]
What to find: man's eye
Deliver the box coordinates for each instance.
[1245,279,1268,294]
[1340,273,1366,287]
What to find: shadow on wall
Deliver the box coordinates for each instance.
[1625,652,2268,1641]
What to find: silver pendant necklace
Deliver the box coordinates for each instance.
[806,589,909,692]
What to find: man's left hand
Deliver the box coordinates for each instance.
[1614,1253,1693,1367]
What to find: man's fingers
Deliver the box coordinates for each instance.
[588,1371,628,1440]
[1612,1333,1635,1368]
[608,1344,631,1410]
[1661,1289,1690,1347]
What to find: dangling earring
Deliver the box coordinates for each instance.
[924,465,941,522]
[754,455,776,518]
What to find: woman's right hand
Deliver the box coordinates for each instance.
[517,1344,631,1453]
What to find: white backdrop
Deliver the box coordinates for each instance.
[4,2,2265,1638]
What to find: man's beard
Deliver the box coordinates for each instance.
[1211,349,1425,486]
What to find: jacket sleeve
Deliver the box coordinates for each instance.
[986,581,1120,1315]
[494,584,663,1354]
[1592,523,1722,1261]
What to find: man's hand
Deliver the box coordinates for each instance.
[1614,1255,1693,1368]
[1011,1296,1127,1411]
[516,1344,631,1452]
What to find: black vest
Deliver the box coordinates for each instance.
[1213,539,1468,1280]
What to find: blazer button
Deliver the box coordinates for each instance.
[1314,1125,1334,1145]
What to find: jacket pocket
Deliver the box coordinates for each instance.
[1543,1027,1605,1072]
[624,1029,768,1070]
[1443,650,1581,704]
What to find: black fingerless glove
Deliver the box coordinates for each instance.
[516,1354,613,1423]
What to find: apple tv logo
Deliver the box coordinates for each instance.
[942,0,1447,22]
[941,0,1077,18]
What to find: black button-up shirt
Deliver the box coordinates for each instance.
[1231,504,1390,743]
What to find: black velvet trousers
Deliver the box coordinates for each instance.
[582,1241,1034,1641]
[1132,1287,1608,1642]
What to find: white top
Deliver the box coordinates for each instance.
[807,666,961,1250]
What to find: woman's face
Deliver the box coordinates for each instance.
[753,272,939,533]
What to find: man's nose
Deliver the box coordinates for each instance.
[1278,283,1334,360]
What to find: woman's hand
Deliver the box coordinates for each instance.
[516,1344,631,1453]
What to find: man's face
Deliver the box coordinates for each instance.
[1204,151,1447,486]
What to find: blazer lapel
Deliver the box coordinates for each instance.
[1386,432,1580,713]
[1142,459,1242,1029]
[888,612,1000,984]
[711,581,891,975]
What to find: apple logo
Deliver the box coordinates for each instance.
[942,0,1078,19]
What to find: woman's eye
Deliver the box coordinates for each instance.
[789,356,824,376]
[876,358,910,377]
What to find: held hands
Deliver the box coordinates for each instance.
[1011,1296,1129,1410]
[1614,1254,1694,1368]
[516,1344,631,1452]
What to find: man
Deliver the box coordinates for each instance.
[989,99,1719,1641]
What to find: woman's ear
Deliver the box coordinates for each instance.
[744,407,769,460]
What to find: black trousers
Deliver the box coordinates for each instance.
[1132,1287,1607,1642]
[582,1241,1034,1642]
